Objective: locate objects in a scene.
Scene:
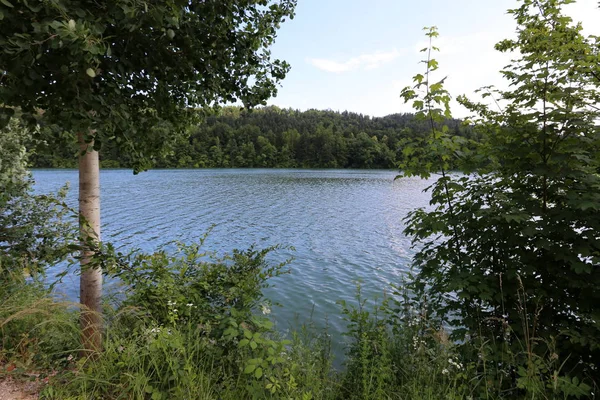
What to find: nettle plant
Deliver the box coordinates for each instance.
[400,0,599,396]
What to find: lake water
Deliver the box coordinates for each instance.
[33,169,433,353]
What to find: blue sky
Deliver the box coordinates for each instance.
[266,0,600,117]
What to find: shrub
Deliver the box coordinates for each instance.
[0,117,75,288]
[399,1,600,396]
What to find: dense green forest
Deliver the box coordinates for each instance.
[30,107,473,169]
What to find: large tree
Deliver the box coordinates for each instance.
[0,0,296,353]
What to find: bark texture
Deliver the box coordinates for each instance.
[78,133,102,354]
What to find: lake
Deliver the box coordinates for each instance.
[33,169,433,353]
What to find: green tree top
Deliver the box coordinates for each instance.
[0,0,296,171]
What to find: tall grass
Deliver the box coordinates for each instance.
[1,283,80,372]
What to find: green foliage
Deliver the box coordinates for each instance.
[0,283,80,372]
[30,107,474,169]
[0,0,296,172]
[0,118,75,287]
[113,239,291,339]
[401,2,600,397]
[336,282,474,400]
[338,284,394,400]
[335,279,600,400]
[399,27,479,178]
[3,251,591,400]
[34,240,339,399]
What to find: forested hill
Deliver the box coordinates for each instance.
[31,107,473,169]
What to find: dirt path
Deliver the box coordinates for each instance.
[0,378,39,400]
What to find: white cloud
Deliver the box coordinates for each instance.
[276,0,600,118]
[378,2,600,118]
[307,49,403,73]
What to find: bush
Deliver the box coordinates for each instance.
[0,117,75,288]
[34,241,339,399]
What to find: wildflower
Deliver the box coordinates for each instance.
[186,303,193,307]
[448,358,463,370]
[67,355,73,361]
[412,335,426,350]
[261,304,271,315]
[442,368,449,375]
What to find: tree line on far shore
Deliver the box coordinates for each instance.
[30,107,475,170]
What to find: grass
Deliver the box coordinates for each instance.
[1,254,596,399]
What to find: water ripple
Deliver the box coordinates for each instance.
[33,169,433,346]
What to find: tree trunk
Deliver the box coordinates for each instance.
[78,133,103,354]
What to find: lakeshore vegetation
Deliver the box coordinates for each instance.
[1,0,600,399]
[29,108,473,170]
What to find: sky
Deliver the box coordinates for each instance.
[265,0,600,118]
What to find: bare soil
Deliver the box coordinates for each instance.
[0,377,40,400]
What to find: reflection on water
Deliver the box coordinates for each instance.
[33,169,433,354]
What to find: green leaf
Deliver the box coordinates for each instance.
[244,364,256,374]
[223,328,237,337]
[0,0,14,8]
[86,68,96,78]
[151,391,162,400]
[254,367,263,379]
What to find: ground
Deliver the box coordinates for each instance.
[0,371,42,400]
[0,378,39,400]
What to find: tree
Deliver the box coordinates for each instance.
[401,1,600,391]
[0,0,296,352]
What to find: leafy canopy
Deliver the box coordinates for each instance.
[0,0,296,171]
